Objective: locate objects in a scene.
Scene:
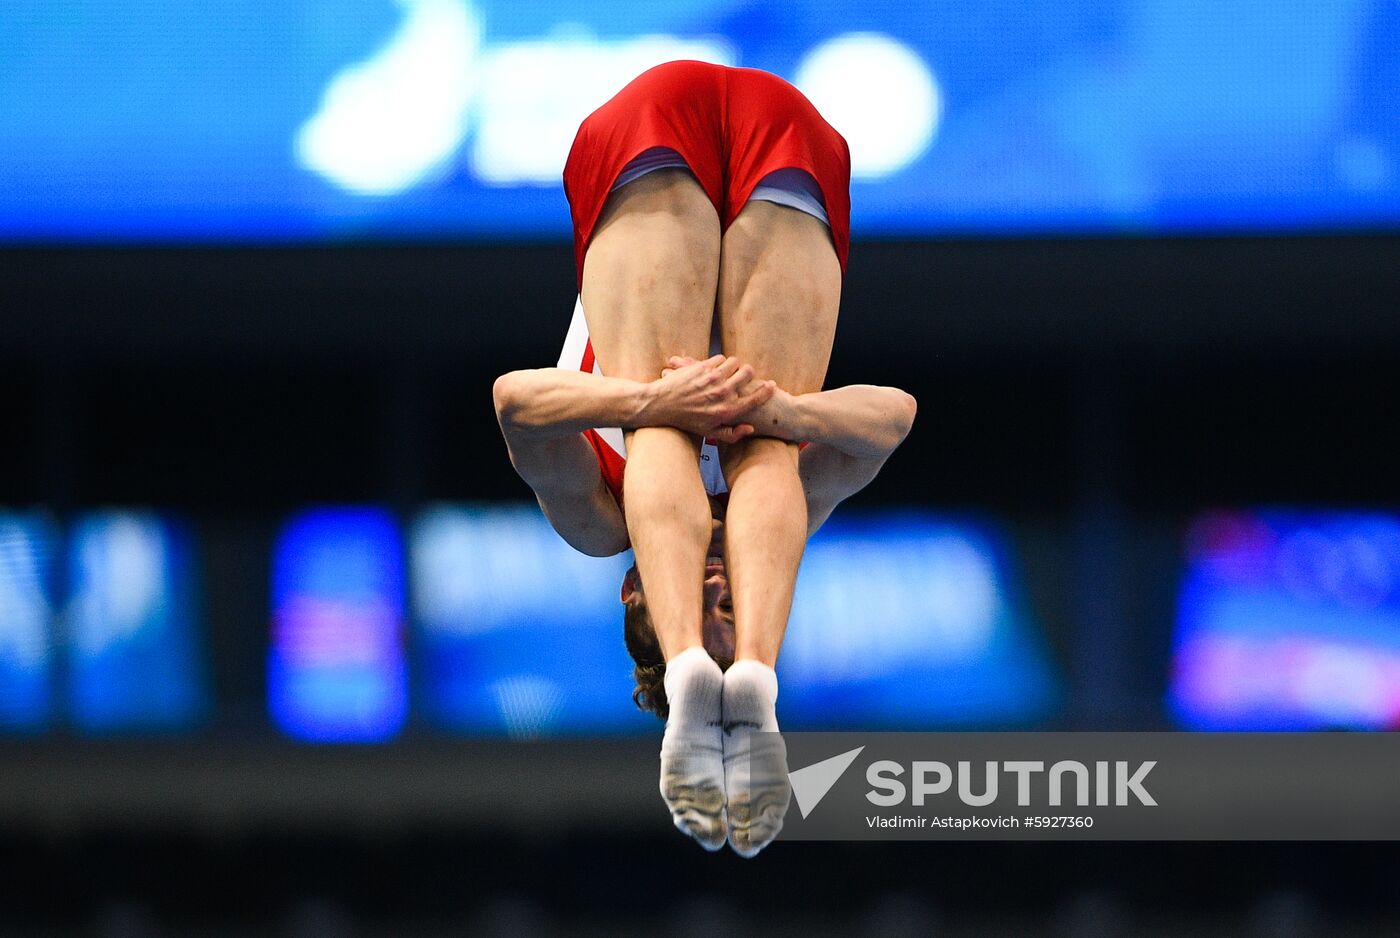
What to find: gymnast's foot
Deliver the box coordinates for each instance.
[721,659,790,858]
[658,646,727,851]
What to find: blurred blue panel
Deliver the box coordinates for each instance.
[68,511,206,733]
[1170,511,1400,730]
[269,508,408,742]
[0,512,57,732]
[778,512,1058,729]
[411,504,1056,735]
[410,504,649,736]
[0,1,1396,241]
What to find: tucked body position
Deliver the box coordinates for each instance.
[492,60,916,856]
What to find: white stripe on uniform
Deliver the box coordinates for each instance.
[561,295,729,496]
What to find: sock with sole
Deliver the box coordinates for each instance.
[658,646,726,851]
[721,659,789,858]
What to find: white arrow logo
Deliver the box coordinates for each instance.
[788,746,865,819]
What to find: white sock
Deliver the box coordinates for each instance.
[721,659,790,858]
[658,646,726,851]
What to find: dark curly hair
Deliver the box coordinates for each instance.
[622,580,732,720]
[623,592,670,719]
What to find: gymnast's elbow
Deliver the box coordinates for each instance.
[492,371,533,430]
[885,388,918,451]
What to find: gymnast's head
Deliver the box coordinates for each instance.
[620,521,735,719]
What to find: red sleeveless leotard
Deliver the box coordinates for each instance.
[562,60,851,291]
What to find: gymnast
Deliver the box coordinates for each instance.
[492,60,915,856]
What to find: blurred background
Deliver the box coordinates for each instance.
[2,0,1399,934]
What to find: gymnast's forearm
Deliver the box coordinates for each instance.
[760,385,918,457]
[492,368,651,438]
[497,356,773,443]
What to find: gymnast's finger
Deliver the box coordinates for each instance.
[719,363,755,394]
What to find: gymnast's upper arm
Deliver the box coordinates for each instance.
[495,390,629,557]
[798,441,895,537]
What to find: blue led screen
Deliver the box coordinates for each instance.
[67,511,206,733]
[0,513,57,733]
[410,504,651,736]
[1171,510,1400,730]
[2,1,1396,242]
[269,508,409,742]
[777,512,1058,729]
[410,505,1058,735]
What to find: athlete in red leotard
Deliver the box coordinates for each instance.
[493,61,915,856]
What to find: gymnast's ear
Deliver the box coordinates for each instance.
[620,564,642,603]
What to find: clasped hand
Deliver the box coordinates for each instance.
[641,353,796,444]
